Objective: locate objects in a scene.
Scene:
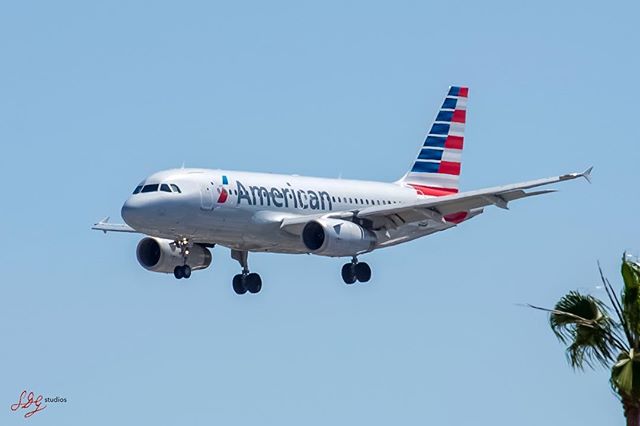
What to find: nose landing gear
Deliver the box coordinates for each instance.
[231,250,263,295]
[173,238,192,280]
[341,257,371,284]
[173,264,192,279]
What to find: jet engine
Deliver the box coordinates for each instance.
[136,237,212,273]
[301,218,376,257]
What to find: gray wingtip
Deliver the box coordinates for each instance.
[94,216,110,226]
[93,216,110,234]
[581,166,594,183]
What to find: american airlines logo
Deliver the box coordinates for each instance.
[235,180,334,211]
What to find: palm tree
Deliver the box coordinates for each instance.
[529,255,640,426]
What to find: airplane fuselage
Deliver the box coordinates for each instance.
[121,168,450,254]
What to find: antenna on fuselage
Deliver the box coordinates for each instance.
[181,161,185,169]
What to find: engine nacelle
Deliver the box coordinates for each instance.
[136,237,212,273]
[301,218,376,257]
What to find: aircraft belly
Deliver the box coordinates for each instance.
[190,207,307,253]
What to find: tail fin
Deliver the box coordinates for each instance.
[400,85,468,196]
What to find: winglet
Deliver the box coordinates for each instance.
[581,166,594,184]
[95,216,110,234]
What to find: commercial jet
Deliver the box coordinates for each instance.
[93,86,591,295]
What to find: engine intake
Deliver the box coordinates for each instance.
[302,218,376,257]
[136,237,212,273]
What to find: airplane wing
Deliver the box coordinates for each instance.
[280,167,592,234]
[92,217,138,233]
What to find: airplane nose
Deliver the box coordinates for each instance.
[121,196,144,227]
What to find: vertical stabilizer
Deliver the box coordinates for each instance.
[400,86,468,196]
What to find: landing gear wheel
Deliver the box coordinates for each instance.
[341,263,357,284]
[354,262,371,282]
[233,274,247,295]
[174,265,184,279]
[230,250,263,295]
[245,273,262,294]
[182,265,192,279]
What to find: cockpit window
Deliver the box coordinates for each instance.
[133,185,143,194]
[170,184,181,193]
[141,184,159,193]
[160,184,171,192]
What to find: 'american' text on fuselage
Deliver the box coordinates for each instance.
[236,181,333,211]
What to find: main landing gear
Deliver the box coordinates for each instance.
[231,250,262,295]
[173,237,192,280]
[341,257,371,284]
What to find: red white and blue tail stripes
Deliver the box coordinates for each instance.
[401,86,468,196]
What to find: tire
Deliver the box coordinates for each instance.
[354,262,371,282]
[233,274,247,295]
[174,265,184,279]
[341,263,356,284]
[182,265,192,279]
[245,273,262,294]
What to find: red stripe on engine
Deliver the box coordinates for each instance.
[444,212,468,223]
[408,184,458,197]
[445,135,464,149]
[217,189,228,203]
[452,110,466,123]
[439,161,461,175]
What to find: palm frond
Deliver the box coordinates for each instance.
[548,291,619,370]
[611,349,640,400]
[622,256,640,345]
[599,262,633,347]
[566,324,617,369]
[550,292,608,340]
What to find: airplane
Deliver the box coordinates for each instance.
[93,86,591,295]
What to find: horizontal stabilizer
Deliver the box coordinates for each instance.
[92,217,137,233]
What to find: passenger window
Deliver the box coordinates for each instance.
[160,184,171,192]
[141,184,159,193]
[133,185,142,194]
[170,184,181,193]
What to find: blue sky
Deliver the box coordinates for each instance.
[1,0,638,424]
